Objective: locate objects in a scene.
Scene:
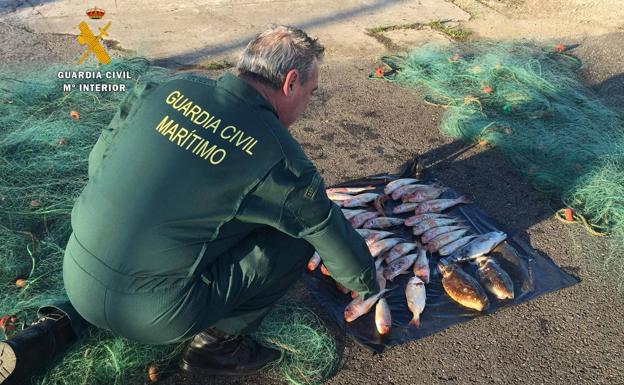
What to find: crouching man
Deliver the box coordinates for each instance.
[0,25,379,384]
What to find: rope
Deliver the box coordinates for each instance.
[555,208,609,237]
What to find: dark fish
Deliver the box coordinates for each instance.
[491,243,534,293]
[474,255,514,300]
[438,260,489,311]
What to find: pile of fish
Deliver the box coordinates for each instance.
[307,178,515,335]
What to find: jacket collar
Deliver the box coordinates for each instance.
[217,73,278,117]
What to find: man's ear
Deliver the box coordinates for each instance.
[282,69,299,96]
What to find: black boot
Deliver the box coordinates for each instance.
[179,327,283,376]
[0,312,77,385]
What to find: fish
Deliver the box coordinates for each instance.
[384,178,422,195]
[376,258,386,290]
[355,229,395,243]
[412,196,472,214]
[327,192,355,201]
[384,253,418,281]
[405,276,426,327]
[411,217,465,236]
[373,194,390,215]
[425,229,470,253]
[392,202,420,214]
[491,243,534,292]
[362,217,405,229]
[369,238,404,258]
[385,242,419,264]
[390,184,418,200]
[421,225,470,244]
[341,209,368,220]
[438,235,477,256]
[320,264,331,276]
[375,298,392,335]
[327,186,375,194]
[344,288,391,322]
[307,252,321,271]
[342,193,380,208]
[438,259,489,311]
[412,196,471,214]
[404,213,449,227]
[474,255,515,300]
[390,183,440,200]
[350,211,380,228]
[447,231,507,263]
[412,249,430,284]
[401,187,446,203]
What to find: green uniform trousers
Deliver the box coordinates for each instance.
[63,226,314,345]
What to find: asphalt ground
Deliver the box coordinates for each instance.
[1,18,623,385]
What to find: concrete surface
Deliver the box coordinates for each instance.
[0,0,470,64]
[1,0,624,384]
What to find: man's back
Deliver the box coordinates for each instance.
[71,73,290,285]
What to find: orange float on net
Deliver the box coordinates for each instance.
[320,264,331,276]
[564,208,574,222]
[58,137,66,146]
[448,53,461,63]
[375,66,384,78]
[70,110,80,120]
[482,86,493,94]
[147,364,159,382]
[30,199,41,208]
[15,279,27,288]
[554,44,566,53]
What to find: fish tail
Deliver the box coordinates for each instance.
[409,316,421,328]
[459,196,473,204]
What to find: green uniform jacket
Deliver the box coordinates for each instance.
[72,72,380,299]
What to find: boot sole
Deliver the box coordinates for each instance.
[179,360,266,376]
[178,351,284,377]
[0,342,16,384]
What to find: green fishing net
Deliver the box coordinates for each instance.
[375,41,624,281]
[0,58,337,384]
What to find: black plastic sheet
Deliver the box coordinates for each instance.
[302,160,580,353]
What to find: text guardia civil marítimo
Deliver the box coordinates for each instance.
[156,90,259,165]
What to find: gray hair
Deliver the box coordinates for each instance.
[236,25,325,90]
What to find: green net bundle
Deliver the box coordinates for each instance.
[566,151,624,282]
[0,58,337,384]
[376,41,624,280]
[253,303,339,385]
